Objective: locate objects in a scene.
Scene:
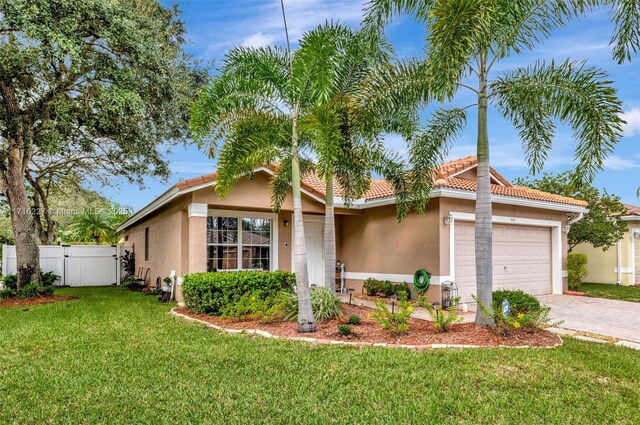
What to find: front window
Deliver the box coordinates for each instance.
[207,215,272,271]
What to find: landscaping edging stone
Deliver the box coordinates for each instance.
[170,308,564,350]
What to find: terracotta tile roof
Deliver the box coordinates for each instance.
[170,156,585,207]
[432,177,587,207]
[175,172,218,190]
[624,204,640,216]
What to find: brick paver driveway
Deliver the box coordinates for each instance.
[538,295,640,343]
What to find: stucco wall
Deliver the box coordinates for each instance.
[123,196,189,287]
[339,200,441,295]
[574,219,640,286]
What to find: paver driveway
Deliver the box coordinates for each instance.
[538,294,640,343]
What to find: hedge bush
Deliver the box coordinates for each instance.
[182,271,296,315]
[492,289,541,315]
[567,252,589,291]
[363,278,411,299]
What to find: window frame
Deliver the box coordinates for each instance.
[206,209,279,272]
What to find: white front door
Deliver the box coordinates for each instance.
[304,221,325,286]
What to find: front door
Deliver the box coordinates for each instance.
[304,221,325,286]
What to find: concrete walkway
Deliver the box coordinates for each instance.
[537,294,640,344]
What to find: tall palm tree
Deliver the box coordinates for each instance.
[364,0,634,325]
[297,26,413,291]
[191,23,353,332]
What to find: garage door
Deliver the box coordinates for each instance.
[454,222,551,303]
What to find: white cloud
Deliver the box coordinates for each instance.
[603,155,640,170]
[621,108,640,137]
[240,32,276,49]
[197,0,367,60]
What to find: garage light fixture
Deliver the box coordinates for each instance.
[632,229,640,240]
[562,225,571,233]
[443,214,454,225]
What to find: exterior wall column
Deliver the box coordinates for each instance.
[188,203,208,273]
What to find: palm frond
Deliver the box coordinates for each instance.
[363,0,435,30]
[491,59,624,183]
[607,0,640,63]
[407,108,467,215]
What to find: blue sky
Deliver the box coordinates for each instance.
[103,0,640,209]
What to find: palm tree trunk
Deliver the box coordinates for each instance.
[323,175,336,292]
[474,57,495,327]
[291,110,317,332]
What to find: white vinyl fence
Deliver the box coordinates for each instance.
[2,244,124,286]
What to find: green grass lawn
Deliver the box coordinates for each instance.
[1,287,639,424]
[581,282,640,303]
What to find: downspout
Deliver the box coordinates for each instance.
[567,213,584,226]
[616,240,622,286]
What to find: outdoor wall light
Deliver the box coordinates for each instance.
[632,229,640,240]
[283,218,289,227]
[562,225,571,233]
[443,214,454,226]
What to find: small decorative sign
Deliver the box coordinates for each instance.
[501,299,511,317]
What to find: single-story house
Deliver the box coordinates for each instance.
[574,204,640,286]
[116,156,588,304]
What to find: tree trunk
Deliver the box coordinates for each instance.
[474,57,495,327]
[323,175,336,292]
[27,174,56,244]
[0,82,40,289]
[291,110,316,332]
[3,150,41,289]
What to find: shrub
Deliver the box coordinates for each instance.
[0,288,16,299]
[16,283,54,299]
[380,280,395,297]
[220,290,289,322]
[2,274,17,291]
[182,271,296,315]
[283,287,343,322]
[40,271,60,287]
[347,315,361,325]
[363,278,380,296]
[394,282,411,299]
[567,252,588,291]
[368,293,413,335]
[492,289,541,315]
[416,296,463,332]
[474,295,559,336]
[337,325,352,336]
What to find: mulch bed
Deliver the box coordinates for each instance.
[0,295,77,308]
[174,304,561,348]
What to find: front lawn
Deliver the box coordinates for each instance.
[0,287,639,424]
[581,282,640,303]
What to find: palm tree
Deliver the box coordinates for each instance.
[364,0,633,325]
[297,26,413,291]
[191,23,356,332]
[68,209,122,245]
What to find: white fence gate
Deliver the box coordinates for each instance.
[2,245,122,286]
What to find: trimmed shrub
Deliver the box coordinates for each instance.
[283,287,343,322]
[182,271,296,315]
[394,282,412,299]
[40,271,60,287]
[363,278,380,296]
[220,290,289,322]
[567,252,588,291]
[347,315,361,325]
[364,278,411,298]
[492,289,541,315]
[337,325,352,336]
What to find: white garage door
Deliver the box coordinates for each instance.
[454,222,551,303]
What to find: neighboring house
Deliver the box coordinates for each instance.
[574,204,640,286]
[117,156,587,303]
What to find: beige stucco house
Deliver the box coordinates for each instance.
[574,204,640,286]
[117,156,587,303]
